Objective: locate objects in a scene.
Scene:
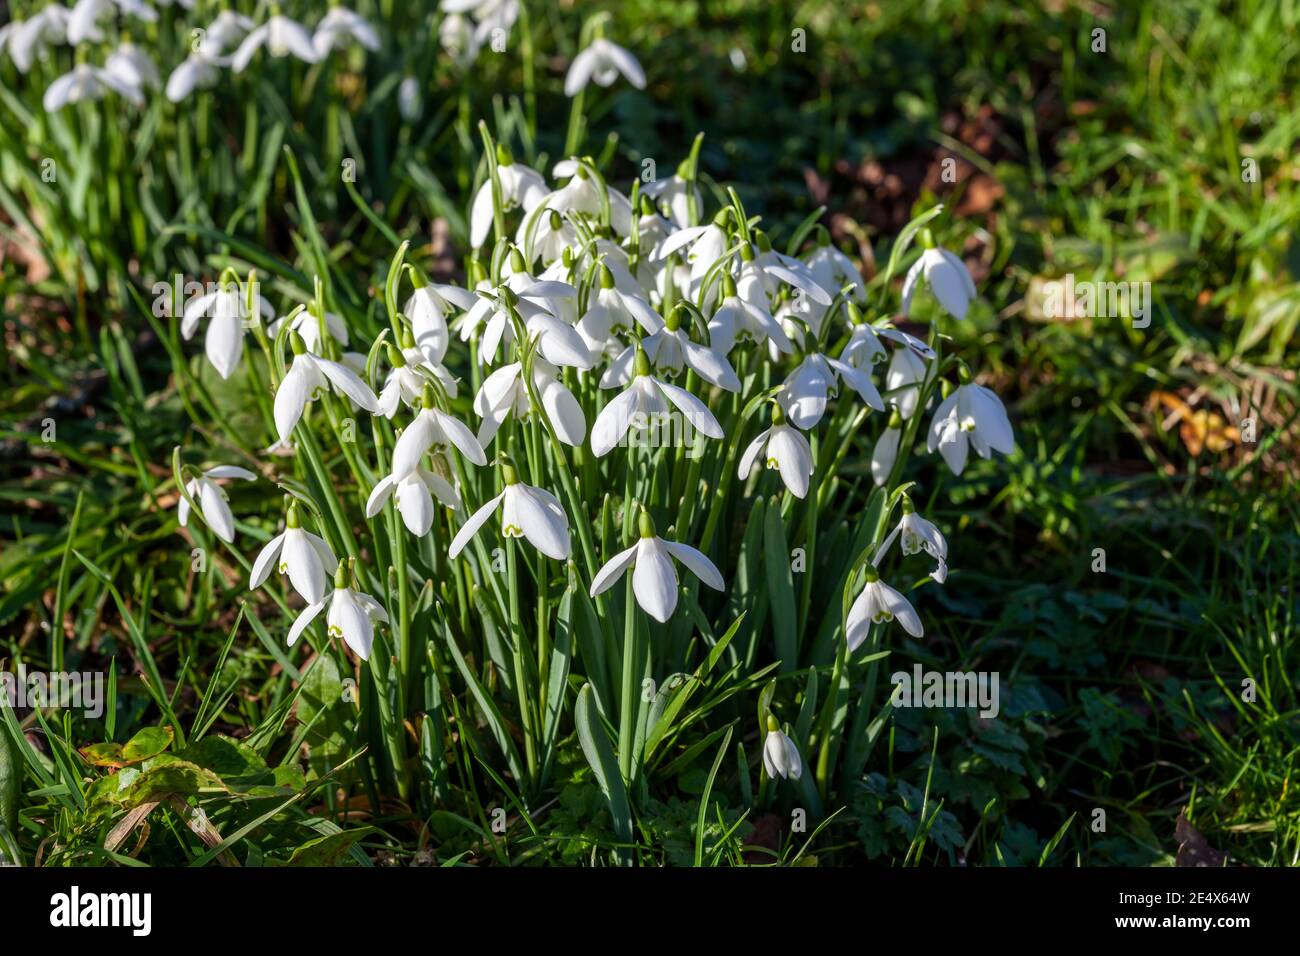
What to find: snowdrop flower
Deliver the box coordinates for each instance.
[104,42,160,94]
[564,37,646,97]
[591,346,723,457]
[249,502,339,605]
[576,265,664,357]
[404,277,476,364]
[518,207,577,266]
[437,12,482,65]
[203,10,256,53]
[885,345,928,420]
[745,240,833,310]
[708,273,794,356]
[806,241,865,303]
[390,387,487,477]
[601,307,740,392]
[69,0,156,46]
[926,374,1015,476]
[269,307,350,355]
[870,410,903,486]
[469,149,548,248]
[448,460,570,561]
[840,309,890,369]
[460,272,586,366]
[642,168,700,229]
[178,465,256,543]
[738,404,814,499]
[778,351,884,429]
[474,358,585,448]
[312,7,380,58]
[274,333,380,441]
[6,7,69,74]
[181,278,274,380]
[376,345,448,418]
[231,15,320,72]
[43,65,144,111]
[166,48,227,102]
[902,232,977,320]
[654,215,729,284]
[589,511,724,622]
[545,160,635,236]
[875,499,948,584]
[762,717,802,780]
[845,566,923,650]
[387,76,419,125]
[366,464,459,536]
[289,562,388,660]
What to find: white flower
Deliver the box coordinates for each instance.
[564,38,645,97]
[203,11,255,53]
[902,241,977,320]
[68,0,156,47]
[841,320,888,369]
[885,346,928,421]
[289,565,388,660]
[474,358,585,447]
[6,7,70,74]
[274,336,380,441]
[390,396,488,477]
[745,245,833,311]
[178,465,256,543]
[249,504,339,605]
[870,418,901,487]
[312,7,380,58]
[762,720,802,780]
[806,242,864,303]
[269,307,350,354]
[875,502,949,584]
[845,570,923,650]
[398,75,421,121]
[708,273,794,356]
[737,408,814,499]
[600,315,740,393]
[165,49,227,102]
[231,15,320,72]
[43,64,144,112]
[654,219,729,289]
[366,466,459,536]
[591,347,723,457]
[181,280,275,380]
[545,160,634,236]
[589,514,724,622]
[641,173,699,229]
[104,42,160,95]
[576,266,664,357]
[437,12,481,65]
[405,280,476,364]
[448,463,571,561]
[926,380,1014,476]
[778,352,884,429]
[376,346,448,418]
[469,157,548,248]
[460,273,585,366]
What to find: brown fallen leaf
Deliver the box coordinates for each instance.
[1175,811,1229,867]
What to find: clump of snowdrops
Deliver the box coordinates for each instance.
[171,127,1012,832]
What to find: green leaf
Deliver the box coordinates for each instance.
[574,684,632,846]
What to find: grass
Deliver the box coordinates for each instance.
[1,0,1297,866]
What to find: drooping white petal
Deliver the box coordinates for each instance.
[632,537,677,622]
[448,492,505,558]
[249,532,286,589]
[589,543,639,597]
[662,540,724,591]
